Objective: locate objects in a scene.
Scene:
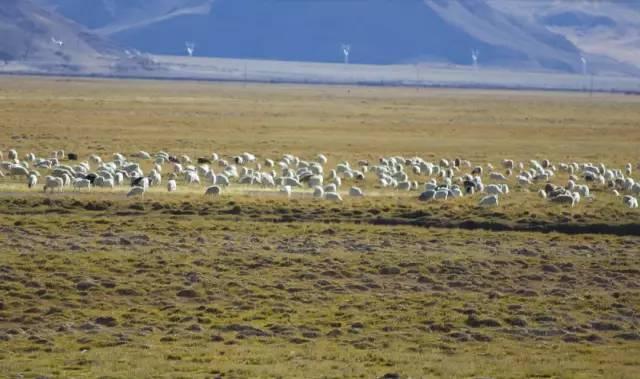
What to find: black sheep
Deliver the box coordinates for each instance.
[84,173,98,184]
[463,180,476,194]
[131,176,147,187]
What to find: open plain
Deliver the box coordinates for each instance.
[0,76,639,378]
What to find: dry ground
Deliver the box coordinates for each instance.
[0,76,639,378]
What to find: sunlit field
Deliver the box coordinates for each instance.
[0,76,639,378]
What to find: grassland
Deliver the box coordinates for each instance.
[0,76,639,378]
[1,76,640,164]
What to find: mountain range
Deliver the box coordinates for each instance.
[3,0,639,76]
[0,0,122,70]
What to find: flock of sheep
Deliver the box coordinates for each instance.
[1,148,639,209]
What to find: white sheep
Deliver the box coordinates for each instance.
[242,152,256,163]
[149,169,162,186]
[205,170,217,184]
[34,160,51,169]
[282,177,301,187]
[27,174,38,188]
[43,176,64,193]
[239,174,258,185]
[90,154,102,165]
[450,187,463,198]
[424,182,438,191]
[185,171,200,185]
[73,178,92,191]
[114,172,124,185]
[167,179,177,192]
[349,186,363,197]
[308,175,323,188]
[574,184,590,198]
[479,194,499,207]
[62,173,72,187]
[623,195,638,209]
[135,151,152,160]
[324,183,337,193]
[324,192,343,202]
[316,154,328,165]
[502,159,514,169]
[434,189,448,200]
[216,174,230,187]
[572,191,581,204]
[100,177,115,188]
[261,173,275,187]
[280,185,292,198]
[336,163,350,174]
[9,165,29,177]
[8,149,18,160]
[313,186,324,199]
[623,178,635,191]
[485,184,503,195]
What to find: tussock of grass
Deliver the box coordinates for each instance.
[1,211,639,378]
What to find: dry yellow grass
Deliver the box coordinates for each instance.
[1,76,639,165]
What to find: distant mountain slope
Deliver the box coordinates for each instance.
[426,0,580,71]
[0,0,122,70]
[32,0,639,75]
[37,0,214,32]
[111,0,551,67]
[489,0,640,73]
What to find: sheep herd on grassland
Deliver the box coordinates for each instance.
[0,148,639,209]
